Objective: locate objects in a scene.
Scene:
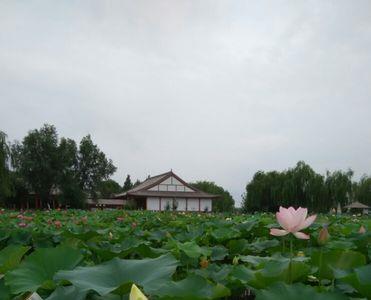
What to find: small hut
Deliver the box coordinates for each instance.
[344,201,369,214]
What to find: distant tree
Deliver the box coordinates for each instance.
[77,135,116,199]
[133,179,141,188]
[98,179,122,198]
[353,175,371,206]
[9,125,117,208]
[57,138,85,208]
[12,124,61,207]
[0,131,12,202]
[242,161,358,213]
[324,169,353,210]
[191,181,235,212]
[242,161,330,213]
[123,174,133,192]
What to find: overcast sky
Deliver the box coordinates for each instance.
[1,1,371,205]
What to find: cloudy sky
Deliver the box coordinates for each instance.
[1,1,371,205]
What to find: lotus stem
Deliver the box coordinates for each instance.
[318,247,323,288]
[289,238,293,284]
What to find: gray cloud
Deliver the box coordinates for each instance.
[1,1,371,205]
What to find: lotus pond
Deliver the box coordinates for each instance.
[0,209,370,299]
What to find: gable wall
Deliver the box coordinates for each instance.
[147,176,194,192]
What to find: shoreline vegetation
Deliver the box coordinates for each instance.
[0,209,369,299]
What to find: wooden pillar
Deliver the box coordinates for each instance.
[186,198,188,211]
[159,197,161,211]
[198,198,201,212]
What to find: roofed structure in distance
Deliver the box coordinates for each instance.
[114,170,219,212]
[344,201,370,209]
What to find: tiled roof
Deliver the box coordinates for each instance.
[114,170,219,199]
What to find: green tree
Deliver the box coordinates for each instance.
[77,135,116,199]
[0,131,12,202]
[133,179,141,188]
[57,138,86,208]
[98,179,122,198]
[191,181,235,212]
[12,124,61,207]
[325,169,353,210]
[242,161,329,213]
[352,175,371,206]
[122,174,133,192]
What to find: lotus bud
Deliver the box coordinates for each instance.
[317,226,329,246]
[130,284,147,300]
[109,232,113,239]
[297,251,305,257]
[54,220,62,228]
[199,256,209,269]
[359,225,366,234]
[232,256,240,265]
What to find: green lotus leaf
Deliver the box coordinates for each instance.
[211,227,240,241]
[210,245,228,261]
[5,246,83,294]
[311,249,366,279]
[45,285,88,300]
[177,241,211,258]
[0,245,30,273]
[255,282,348,300]
[0,279,11,300]
[232,258,311,289]
[193,263,232,283]
[155,274,230,299]
[54,253,178,296]
[248,239,280,252]
[336,263,371,298]
[227,239,250,256]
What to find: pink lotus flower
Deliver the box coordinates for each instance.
[18,222,27,228]
[270,206,316,240]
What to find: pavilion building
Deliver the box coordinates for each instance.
[114,171,219,212]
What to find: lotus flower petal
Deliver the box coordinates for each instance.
[293,231,310,239]
[297,214,317,231]
[270,228,289,236]
[292,207,308,231]
[277,207,293,230]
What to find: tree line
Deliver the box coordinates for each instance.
[3,125,368,213]
[0,125,118,208]
[242,161,371,213]
[0,124,234,211]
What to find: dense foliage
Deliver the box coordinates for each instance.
[242,161,370,213]
[191,181,235,212]
[0,210,369,299]
[0,131,11,202]
[0,125,116,208]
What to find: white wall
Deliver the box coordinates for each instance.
[146,197,212,212]
[147,197,160,211]
[161,198,173,210]
[175,198,186,211]
[200,199,212,212]
[187,199,199,211]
